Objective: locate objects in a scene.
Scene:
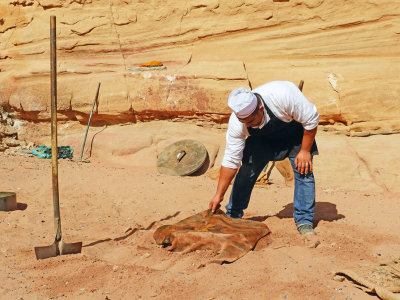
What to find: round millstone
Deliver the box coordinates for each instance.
[157,139,208,176]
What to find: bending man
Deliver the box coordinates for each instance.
[209,81,319,235]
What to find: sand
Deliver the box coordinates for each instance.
[1,121,400,299]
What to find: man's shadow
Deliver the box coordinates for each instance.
[248,202,345,226]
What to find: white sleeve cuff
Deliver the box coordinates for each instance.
[221,158,240,170]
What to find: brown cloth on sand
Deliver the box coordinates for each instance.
[334,257,400,300]
[153,209,271,264]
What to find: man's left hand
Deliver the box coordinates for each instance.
[295,150,312,175]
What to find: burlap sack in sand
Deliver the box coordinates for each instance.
[335,258,400,300]
[153,209,271,264]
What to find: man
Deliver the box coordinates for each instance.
[209,81,319,235]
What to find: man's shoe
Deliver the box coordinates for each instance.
[297,224,316,235]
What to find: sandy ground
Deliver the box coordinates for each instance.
[1,121,400,300]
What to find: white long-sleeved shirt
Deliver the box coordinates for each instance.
[221,81,319,169]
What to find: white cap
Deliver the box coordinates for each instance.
[228,87,257,118]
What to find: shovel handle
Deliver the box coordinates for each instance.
[50,15,62,241]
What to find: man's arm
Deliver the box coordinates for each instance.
[209,113,246,212]
[275,82,318,175]
[295,126,317,174]
[209,166,238,213]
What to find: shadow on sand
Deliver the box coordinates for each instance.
[16,203,28,210]
[247,202,345,226]
[190,152,210,177]
[82,211,180,248]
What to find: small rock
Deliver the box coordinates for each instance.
[5,126,17,136]
[350,131,370,137]
[333,275,344,282]
[6,118,14,126]
[4,138,20,147]
[302,234,321,248]
[308,239,321,248]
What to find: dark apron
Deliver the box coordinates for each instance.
[243,93,318,163]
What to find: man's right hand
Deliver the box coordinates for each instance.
[209,194,223,213]
[208,166,238,213]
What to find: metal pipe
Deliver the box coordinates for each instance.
[80,82,101,161]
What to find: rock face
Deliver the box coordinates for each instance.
[1,0,400,135]
[0,106,19,151]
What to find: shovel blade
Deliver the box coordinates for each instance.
[34,240,82,260]
[34,242,58,260]
[60,240,82,256]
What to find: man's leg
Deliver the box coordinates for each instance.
[289,157,315,227]
[226,139,270,218]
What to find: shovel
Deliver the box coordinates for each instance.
[34,16,82,259]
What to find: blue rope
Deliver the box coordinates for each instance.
[29,145,74,159]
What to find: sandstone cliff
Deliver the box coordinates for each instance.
[1,0,399,135]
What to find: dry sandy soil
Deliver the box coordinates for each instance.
[1,121,400,300]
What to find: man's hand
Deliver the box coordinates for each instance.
[295,149,312,175]
[209,194,223,213]
[296,127,317,175]
[208,166,238,213]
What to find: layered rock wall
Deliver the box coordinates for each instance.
[1,0,400,135]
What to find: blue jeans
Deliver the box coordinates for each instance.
[225,157,315,227]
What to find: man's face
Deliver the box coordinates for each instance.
[237,104,264,128]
